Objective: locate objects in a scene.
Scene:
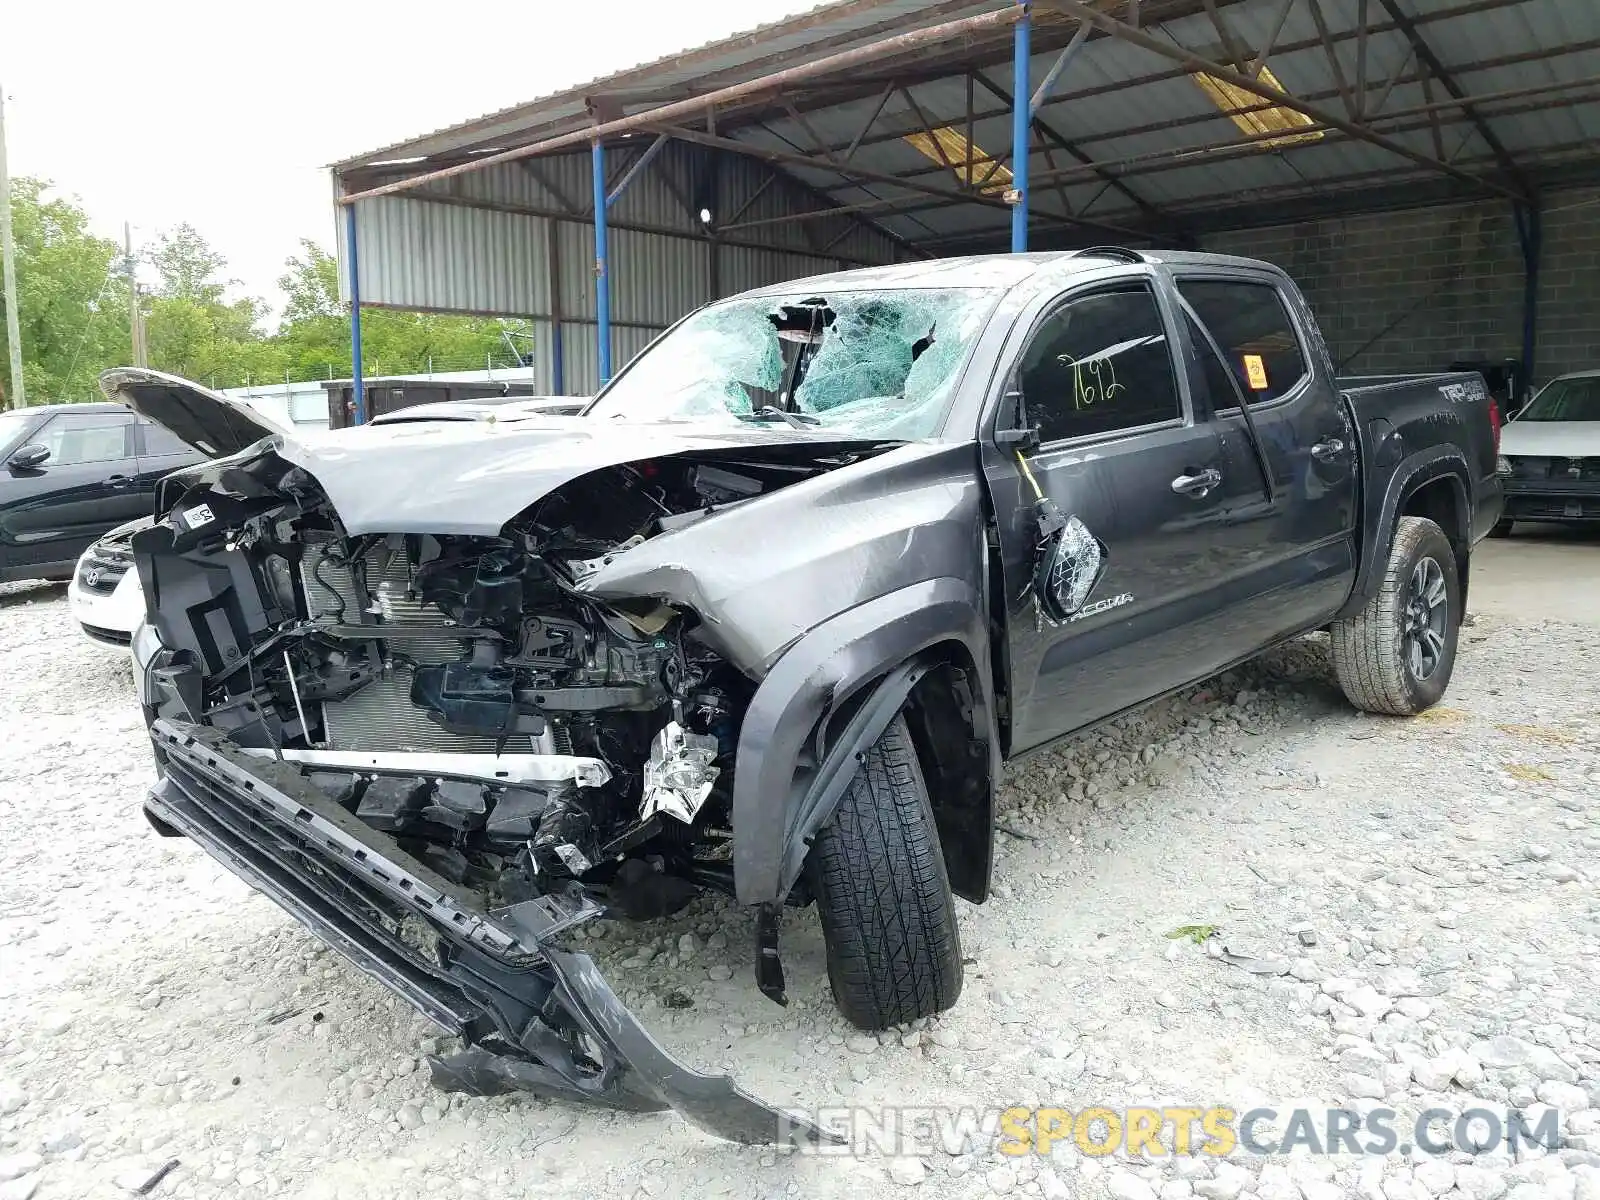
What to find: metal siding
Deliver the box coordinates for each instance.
[341,198,551,316]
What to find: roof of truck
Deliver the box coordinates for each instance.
[739,248,1277,296]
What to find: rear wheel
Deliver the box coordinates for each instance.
[1330,516,1461,716]
[806,713,962,1031]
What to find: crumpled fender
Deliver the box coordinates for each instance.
[730,577,993,905]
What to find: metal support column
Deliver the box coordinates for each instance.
[1514,199,1542,399]
[345,203,365,424]
[1011,2,1032,252]
[591,140,613,386]
[546,217,565,394]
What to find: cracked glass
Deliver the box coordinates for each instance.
[586,288,996,439]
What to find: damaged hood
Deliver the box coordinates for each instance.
[108,368,902,536]
[272,419,899,535]
[100,367,287,457]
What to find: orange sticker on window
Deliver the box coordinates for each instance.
[1243,354,1269,391]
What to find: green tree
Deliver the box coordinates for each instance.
[1,177,131,406]
[271,240,532,379]
[143,223,284,388]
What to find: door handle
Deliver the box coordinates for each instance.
[1310,438,1347,463]
[106,474,133,489]
[1170,468,1222,498]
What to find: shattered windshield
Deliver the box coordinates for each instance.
[1518,376,1600,422]
[585,288,996,438]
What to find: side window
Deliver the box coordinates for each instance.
[1183,311,1244,412]
[1016,286,1182,443]
[35,413,133,467]
[138,420,193,457]
[1178,280,1308,404]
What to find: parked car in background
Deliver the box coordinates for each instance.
[0,403,204,584]
[1494,370,1600,534]
[68,516,148,648]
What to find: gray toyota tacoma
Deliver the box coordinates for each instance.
[105,248,1504,1144]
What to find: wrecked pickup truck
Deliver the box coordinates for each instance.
[105,247,1503,1143]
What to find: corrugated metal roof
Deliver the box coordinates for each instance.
[335,0,1600,252]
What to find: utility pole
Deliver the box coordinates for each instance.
[0,84,26,408]
[125,223,147,367]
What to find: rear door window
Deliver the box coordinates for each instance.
[1178,280,1308,405]
[137,420,195,457]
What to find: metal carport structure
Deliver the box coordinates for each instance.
[330,0,1600,419]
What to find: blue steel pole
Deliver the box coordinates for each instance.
[346,203,365,424]
[1011,2,1031,253]
[591,141,612,385]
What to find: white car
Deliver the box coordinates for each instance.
[1495,370,1600,534]
[68,389,590,650]
[68,516,152,650]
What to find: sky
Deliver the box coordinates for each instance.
[2,0,823,315]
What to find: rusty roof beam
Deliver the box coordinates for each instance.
[337,5,1023,204]
[969,68,1176,231]
[1373,0,1530,194]
[656,123,1149,241]
[1019,83,1600,190]
[749,0,1535,167]
[1038,0,1529,202]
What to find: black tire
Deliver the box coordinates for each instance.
[1488,519,1514,538]
[805,713,962,1031]
[1330,515,1461,716]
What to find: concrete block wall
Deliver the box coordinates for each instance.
[1202,185,1599,386]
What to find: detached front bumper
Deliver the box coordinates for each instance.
[145,718,827,1145]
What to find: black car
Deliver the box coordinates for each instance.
[0,402,203,584]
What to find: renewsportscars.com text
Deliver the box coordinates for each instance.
[776,1105,1564,1158]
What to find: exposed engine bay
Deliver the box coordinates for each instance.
[136,445,881,923]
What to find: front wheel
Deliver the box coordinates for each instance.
[1329,516,1461,716]
[806,713,962,1031]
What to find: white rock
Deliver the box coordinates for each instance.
[1537,1081,1588,1110]
[677,933,699,958]
[706,964,733,982]
[1346,986,1392,1018]
[987,1164,1018,1194]
[0,1175,41,1200]
[1346,1073,1388,1099]
[930,1027,960,1050]
[1453,1165,1509,1200]
[845,1034,877,1055]
[887,1157,927,1187]
[1414,1159,1456,1196]
[0,1159,40,1186]
[1194,1164,1249,1200]
[397,1103,424,1130]
[1107,1171,1159,1200]
[0,1085,25,1117]
[1412,1057,1459,1091]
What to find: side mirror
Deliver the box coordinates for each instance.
[7,443,50,470]
[995,387,1039,448]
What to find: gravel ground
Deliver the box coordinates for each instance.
[1,574,1597,1200]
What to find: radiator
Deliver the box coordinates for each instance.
[300,546,510,754]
